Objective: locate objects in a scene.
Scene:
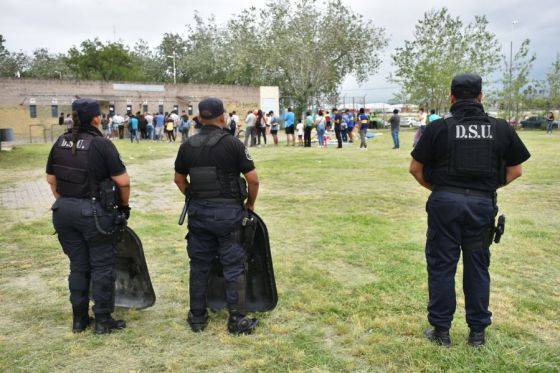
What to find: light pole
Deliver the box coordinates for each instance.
[166,52,176,84]
[508,19,518,123]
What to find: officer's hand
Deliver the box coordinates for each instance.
[245,202,255,212]
[119,205,131,220]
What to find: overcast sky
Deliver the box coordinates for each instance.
[2,0,559,102]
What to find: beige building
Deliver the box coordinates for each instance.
[0,78,279,143]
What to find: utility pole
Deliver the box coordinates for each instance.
[166,51,177,84]
[508,19,518,123]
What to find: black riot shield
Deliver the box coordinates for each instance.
[207,211,277,312]
[114,226,156,309]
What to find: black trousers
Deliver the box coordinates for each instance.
[52,197,116,315]
[425,190,494,331]
[186,200,246,314]
[304,126,312,147]
[334,125,342,148]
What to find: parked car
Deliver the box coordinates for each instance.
[401,118,420,127]
[520,116,545,129]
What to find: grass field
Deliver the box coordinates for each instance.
[0,129,559,372]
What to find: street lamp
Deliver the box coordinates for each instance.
[508,19,518,122]
[166,52,177,84]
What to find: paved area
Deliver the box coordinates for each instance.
[0,156,181,224]
[0,179,55,222]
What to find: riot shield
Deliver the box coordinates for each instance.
[207,211,278,312]
[114,226,156,309]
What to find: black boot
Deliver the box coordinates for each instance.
[72,308,93,333]
[187,310,208,332]
[226,274,258,335]
[468,329,486,347]
[228,314,259,335]
[424,327,451,347]
[94,314,126,335]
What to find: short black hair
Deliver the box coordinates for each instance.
[393,109,399,114]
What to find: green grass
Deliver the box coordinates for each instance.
[1,129,559,372]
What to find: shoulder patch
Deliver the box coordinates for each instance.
[245,147,253,162]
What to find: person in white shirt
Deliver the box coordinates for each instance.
[244,111,257,147]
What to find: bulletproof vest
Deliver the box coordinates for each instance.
[432,114,499,181]
[51,131,98,198]
[187,130,248,202]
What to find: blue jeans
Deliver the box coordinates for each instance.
[147,125,154,140]
[391,129,400,148]
[317,126,325,146]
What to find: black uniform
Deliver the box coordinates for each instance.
[174,125,255,318]
[46,126,126,318]
[332,112,343,148]
[412,99,530,332]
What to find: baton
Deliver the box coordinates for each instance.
[178,202,187,225]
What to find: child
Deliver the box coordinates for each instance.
[296,121,304,146]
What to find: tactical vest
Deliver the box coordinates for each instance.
[431,114,500,184]
[51,131,98,198]
[187,130,248,202]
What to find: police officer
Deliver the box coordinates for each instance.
[409,74,531,347]
[174,97,260,335]
[46,98,131,334]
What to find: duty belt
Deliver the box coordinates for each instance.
[433,185,494,199]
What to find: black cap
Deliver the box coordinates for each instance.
[451,73,482,99]
[198,97,226,119]
[72,98,101,123]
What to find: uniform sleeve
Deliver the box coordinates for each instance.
[100,140,126,176]
[174,144,189,175]
[411,124,435,164]
[46,145,55,174]
[504,126,531,166]
[232,138,255,174]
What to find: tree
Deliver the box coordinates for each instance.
[27,48,71,79]
[500,39,536,120]
[545,53,560,110]
[131,39,166,83]
[244,0,388,115]
[65,39,140,81]
[0,34,30,78]
[391,8,501,112]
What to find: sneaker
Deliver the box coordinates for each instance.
[424,327,451,347]
[72,315,94,333]
[94,315,126,335]
[228,315,258,335]
[468,329,486,347]
[187,310,208,333]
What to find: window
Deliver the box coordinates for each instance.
[142,104,148,113]
[30,105,37,118]
[173,105,179,112]
[126,105,132,115]
[188,105,193,115]
[159,105,164,114]
[51,105,58,117]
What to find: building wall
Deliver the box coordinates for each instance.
[0,78,277,142]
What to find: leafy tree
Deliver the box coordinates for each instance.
[27,48,71,79]
[131,39,166,83]
[65,39,140,81]
[391,8,501,112]
[545,53,560,110]
[242,0,388,115]
[500,39,536,120]
[0,34,30,77]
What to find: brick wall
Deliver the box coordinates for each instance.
[0,78,273,142]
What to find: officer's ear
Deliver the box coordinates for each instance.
[477,92,484,103]
[449,93,457,104]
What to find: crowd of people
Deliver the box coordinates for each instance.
[237,107,383,150]
[62,110,205,144]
